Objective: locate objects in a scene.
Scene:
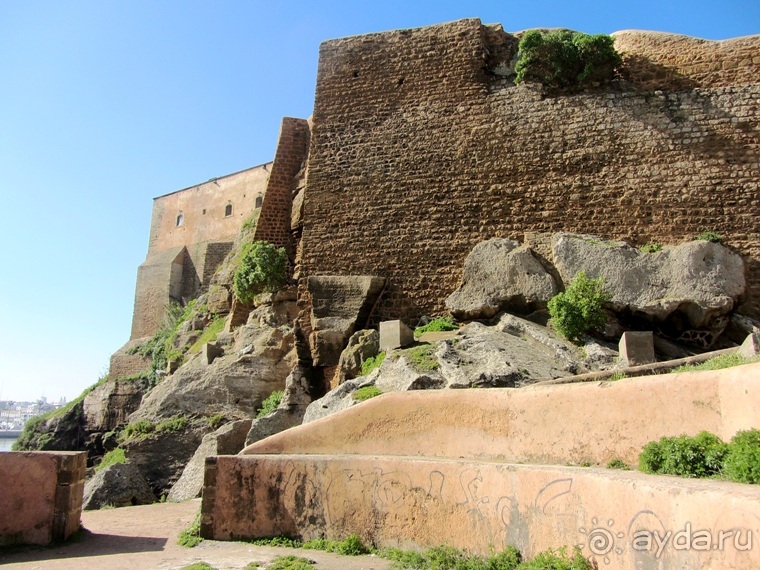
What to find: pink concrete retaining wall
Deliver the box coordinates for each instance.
[0,451,86,546]
[242,363,760,466]
[203,454,760,569]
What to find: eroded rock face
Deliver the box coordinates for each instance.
[245,364,315,446]
[82,462,156,510]
[83,378,150,433]
[307,275,386,366]
[446,239,558,320]
[168,419,252,502]
[551,234,746,329]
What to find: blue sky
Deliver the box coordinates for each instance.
[0,1,757,403]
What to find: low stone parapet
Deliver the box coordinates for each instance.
[0,451,86,546]
[202,454,760,569]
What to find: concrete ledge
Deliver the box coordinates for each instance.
[202,454,760,569]
[0,451,86,546]
[242,363,760,466]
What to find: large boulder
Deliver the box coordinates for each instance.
[168,419,252,502]
[446,239,557,320]
[551,234,746,330]
[121,420,210,497]
[307,275,386,366]
[82,462,156,510]
[334,329,380,385]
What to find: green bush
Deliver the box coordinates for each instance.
[415,316,458,337]
[180,564,215,570]
[257,390,284,418]
[548,271,610,342]
[250,535,302,548]
[303,534,370,556]
[233,241,287,304]
[695,230,723,243]
[723,429,760,484]
[514,30,621,92]
[96,448,126,472]
[360,352,386,376]
[639,431,728,478]
[353,386,383,402]
[516,546,593,570]
[379,544,522,569]
[267,556,315,570]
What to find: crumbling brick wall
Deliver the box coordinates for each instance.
[300,18,760,325]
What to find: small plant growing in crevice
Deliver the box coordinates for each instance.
[353,386,382,402]
[360,352,385,376]
[415,316,458,337]
[400,344,439,372]
[233,241,287,304]
[177,507,203,548]
[639,242,662,253]
[257,390,284,418]
[607,458,630,470]
[207,414,226,430]
[548,271,610,342]
[96,448,126,472]
[695,230,723,243]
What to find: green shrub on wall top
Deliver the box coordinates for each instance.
[233,241,287,304]
[514,30,622,91]
[548,271,610,342]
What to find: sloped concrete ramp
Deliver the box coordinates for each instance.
[202,363,760,569]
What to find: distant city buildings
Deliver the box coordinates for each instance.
[0,399,64,431]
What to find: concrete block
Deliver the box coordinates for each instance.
[379,320,414,350]
[619,331,655,366]
[738,332,760,358]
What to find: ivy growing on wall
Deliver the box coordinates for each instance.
[514,30,622,92]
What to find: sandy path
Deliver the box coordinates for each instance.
[0,499,392,570]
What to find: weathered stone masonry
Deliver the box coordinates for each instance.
[300,19,760,325]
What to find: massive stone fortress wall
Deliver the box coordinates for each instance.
[301,19,760,324]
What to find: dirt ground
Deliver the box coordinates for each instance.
[0,499,392,570]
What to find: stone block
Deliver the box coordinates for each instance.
[379,320,415,350]
[203,342,224,365]
[738,332,760,358]
[619,331,656,367]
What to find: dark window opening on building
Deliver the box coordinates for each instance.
[176,212,184,227]
[225,204,233,217]
[255,196,263,209]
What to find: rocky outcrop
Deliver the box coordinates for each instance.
[551,234,746,330]
[168,419,252,502]
[130,310,296,421]
[82,462,156,510]
[303,314,618,422]
[446,238,558,320]
[307,275,386,366]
